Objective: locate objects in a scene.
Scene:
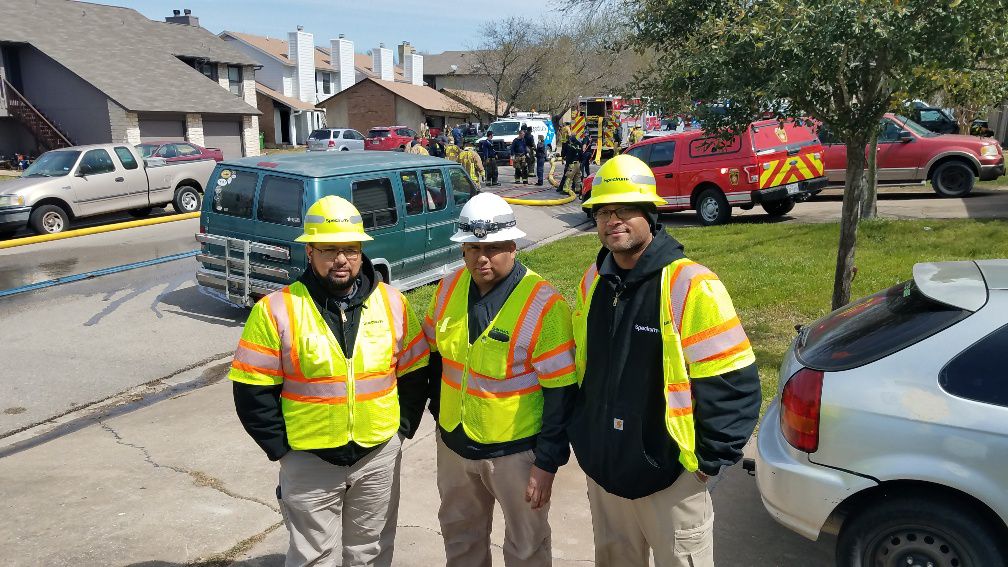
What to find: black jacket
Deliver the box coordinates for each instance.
[567,230,761,499]
[233,256,429,466]
[427,262,577,473]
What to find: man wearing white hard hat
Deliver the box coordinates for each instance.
[422,193,578,566]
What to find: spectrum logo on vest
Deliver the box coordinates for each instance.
[634,323,659,334]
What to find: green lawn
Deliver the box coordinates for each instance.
[406,219,1008,409]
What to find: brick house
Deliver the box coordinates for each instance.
[0,0,260,159]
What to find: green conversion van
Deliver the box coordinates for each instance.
[195,152,477,306]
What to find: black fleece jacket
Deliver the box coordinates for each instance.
[567,230,761,499]
[233,255,429,466]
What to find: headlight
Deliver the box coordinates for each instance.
[0,194,25,207]
[980,145,1000,158]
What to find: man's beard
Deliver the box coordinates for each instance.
[606,232,646,255]
[315,265,356,297]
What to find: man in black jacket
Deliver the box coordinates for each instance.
[569,155,761,567]
[230,196,429,567]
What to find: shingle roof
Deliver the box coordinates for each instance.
[313,46,406,81]
[223,31,337,71]
[1,0,259,115]
[440,88,505,116]
[366,79,471,114]
[423,50,483,76]
[255,82,317,112]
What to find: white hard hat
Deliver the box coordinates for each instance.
[450,193,526,243]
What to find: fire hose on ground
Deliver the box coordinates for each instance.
[498,157,578,206]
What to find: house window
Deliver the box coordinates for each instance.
[318,71,332,95]
[195,61,217,81]
[227,65,243,96]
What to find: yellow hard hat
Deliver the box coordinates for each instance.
[295,195,373,243]
[582,154,666,209]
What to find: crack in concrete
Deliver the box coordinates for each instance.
[99,420,281,514]
[189,521,284,567]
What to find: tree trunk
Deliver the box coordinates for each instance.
[832,135,869,310]
[861,135,878,219]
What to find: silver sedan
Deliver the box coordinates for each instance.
[755,259,1008,567]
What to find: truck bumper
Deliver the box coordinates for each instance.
[979,161,1005,181]
[0,206,31,232]
[752,176,827,204]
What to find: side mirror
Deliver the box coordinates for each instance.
[75,167,88,177]
[899,131,913,143]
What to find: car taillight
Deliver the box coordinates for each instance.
[780,367,824,453]
[328,139,336,148]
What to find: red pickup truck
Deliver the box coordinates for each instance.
[818,113,1005,196]
[582,118,828,225]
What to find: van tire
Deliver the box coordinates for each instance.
[173,186,202,213]
[931,160,975,197]
[695,188,731,226]
[128,207,153,218]
[30,204,70,235]
[762,198,795,217]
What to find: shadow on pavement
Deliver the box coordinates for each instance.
[156,283,249,328]
[126,555,285,567]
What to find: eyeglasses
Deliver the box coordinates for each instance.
[593,206,642,222]
[311,246,361,261]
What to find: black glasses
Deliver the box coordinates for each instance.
[593,206,641,222]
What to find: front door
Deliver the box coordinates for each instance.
[397,169,430,278]
[418,168,456,269]
[71,148,140,216]
[876,118,921,182]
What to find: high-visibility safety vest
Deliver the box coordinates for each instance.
[229,281,429,450]
[572,259,756,472]
[424,268,577,444]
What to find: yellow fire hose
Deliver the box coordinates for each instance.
[500,158,577,206]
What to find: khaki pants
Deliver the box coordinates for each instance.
[587,471,714,567]
[436,433,551,567]
[278,434,402,567]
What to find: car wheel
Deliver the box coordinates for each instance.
[762,198,795,217]
[931,161,975,197]
[398,145,406,152]
[340,147,349,151]
[695,188,731,226]
[173,186,202,213]
[29,204,70,235]
[837,496,1006,567]
[128,207,153,218]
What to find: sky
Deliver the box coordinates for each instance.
[103,0,560,57]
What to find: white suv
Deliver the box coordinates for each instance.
[755,260,1008,567]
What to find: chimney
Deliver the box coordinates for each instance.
[372,43,393,82]
[288,28,316,103]
[331,35,356,92]
[397,41,414,65]
[165,8,200,26]
[403,53,423,86]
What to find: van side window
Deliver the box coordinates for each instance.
[648,142,675,168]
[421,169,448,212]
[400,172,425,215]
[113,147,139,170]
[212,168,256,218]
[352,177,398,229]
[258,175,304,226]
[448,168,477,206]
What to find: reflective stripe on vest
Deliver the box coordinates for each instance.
[259,281,402,449]
[434,268,563,444]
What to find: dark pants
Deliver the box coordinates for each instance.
[581,158,590,178]
[536,156,545,184]
[483,157,498,185]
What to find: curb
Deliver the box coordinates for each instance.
[0,212,200,250]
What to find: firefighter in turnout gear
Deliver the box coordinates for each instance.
[459,145,486,187]
[424,193,578,566]
[569,155,761,567]
[230,195,431,567]
[510,133,530,184]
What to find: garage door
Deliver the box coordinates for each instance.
[138,119,185,142]
[203,120,244,159]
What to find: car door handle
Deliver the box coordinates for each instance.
[115,177,125,182]
[664,173,674,178]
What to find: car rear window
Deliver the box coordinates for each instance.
[308,130,331,140]
[352,177,398,229]
[257,175,304,227]
[211,167,257,219]
[368,129,391,138]
[750,120,819,153]
[796,280,970,371]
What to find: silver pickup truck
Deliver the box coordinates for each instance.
[0,143,216,236]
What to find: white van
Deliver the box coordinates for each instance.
[477,114,556,160]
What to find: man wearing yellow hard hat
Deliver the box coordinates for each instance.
[568,155,760,567]
[229,195,430,567]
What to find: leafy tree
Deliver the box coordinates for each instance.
[574,0,1008,308]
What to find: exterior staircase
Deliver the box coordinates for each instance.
[1,77,73,151]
